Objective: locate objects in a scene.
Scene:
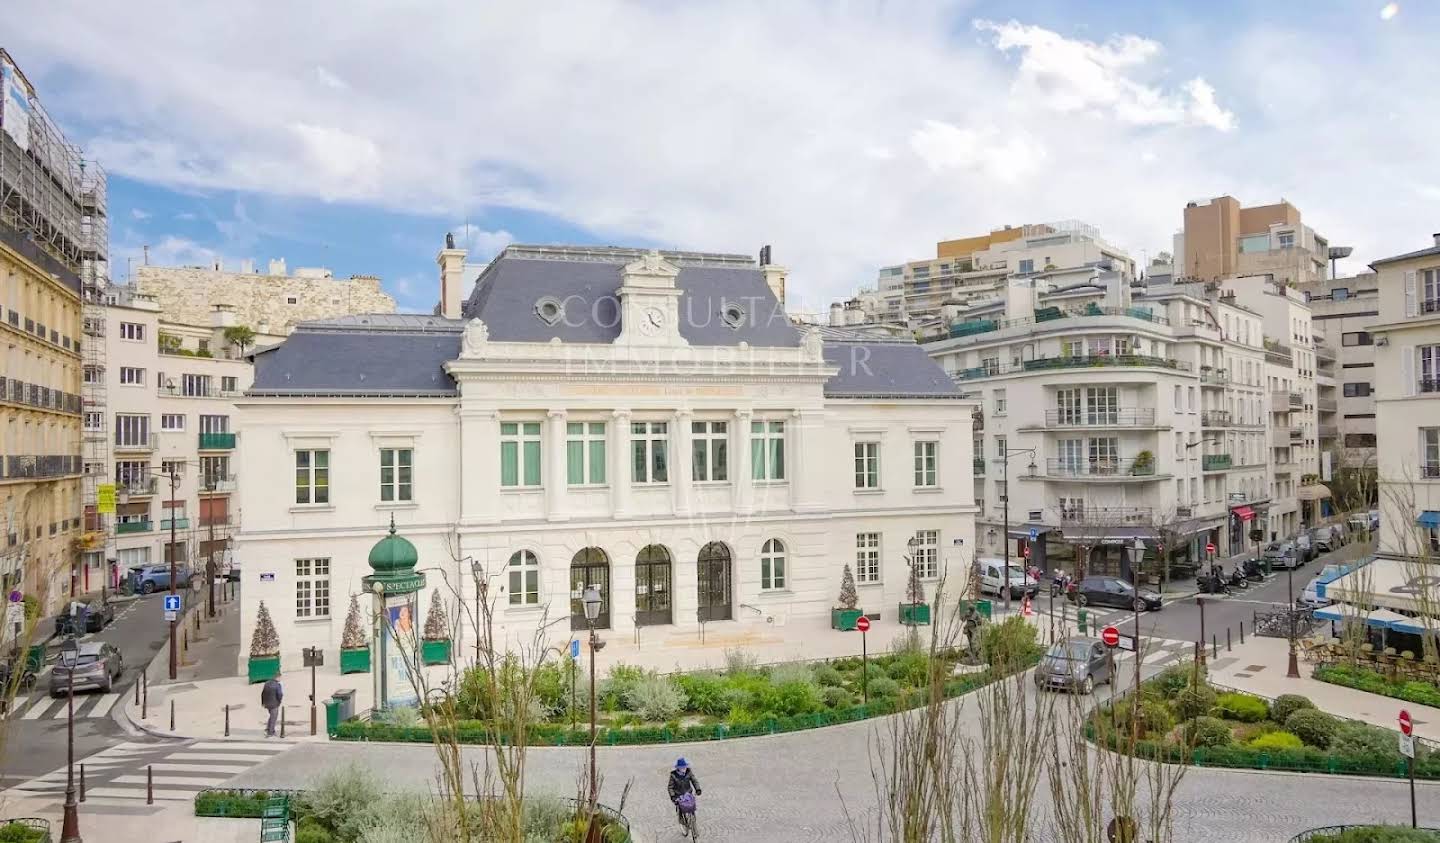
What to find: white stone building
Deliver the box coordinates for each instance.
[234,244,976,669]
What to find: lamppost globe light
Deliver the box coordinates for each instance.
[582,586,601,621]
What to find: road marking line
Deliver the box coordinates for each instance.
[149,762,249,775]
[86,693,120,718]
[113,773,231,786]
[86,786,191,801]
[189,741,286,752]
[165,752,274,763]
[21,697,59,719]
[5,695,34,716]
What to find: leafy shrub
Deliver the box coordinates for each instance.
[1269,694,1315,725]
[1154,662,1201,698]
[1305,827,1440,843]
[723,647,758,675]
[299,764,384,843]
[1212,692,1269,723]
[885,651,930,686]
[1174,684,1217,720]
[1116,699,1173,738]
[719,687,755,716]
[758,680,824,716]
[676,672,728,717]
[598,664,646,712]
[1332,721,1404,761]
[1183,716,1234,748]
[768,663,818,688]
[521,795,573,840]
[814,664,845,687]
[1248,730,1304,751]
[0,823,48,843]
[863,663,889,688]
[823,686,853,709]
[295,816,335,843]
[978,616,1041,669]
[889,628,924,655]
[381,705,421,728]
[1285,709,1340,749]
[623,673,688,722]
[867,676,901,699]
[1232,721,1279,744]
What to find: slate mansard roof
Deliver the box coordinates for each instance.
[249,246,960,400]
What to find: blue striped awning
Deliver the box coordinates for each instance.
[1417,511,1440,529]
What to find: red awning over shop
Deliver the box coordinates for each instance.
[1232,505,1255,521]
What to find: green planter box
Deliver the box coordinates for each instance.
[422,639,451,665]
[831,608,863,631]
[340,648,370,674]
[899,603,931,626]
[247,655,280,684]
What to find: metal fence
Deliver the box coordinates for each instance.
[1289,827,1440,843]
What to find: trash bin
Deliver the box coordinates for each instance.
[958,600,993,621]
[332,688,356,722]
[1077,609,1088,635]
[324,697,342,736]
[24,644,44,673]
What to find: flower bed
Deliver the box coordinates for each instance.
[1315,663,1440,709]
[1292,827,1440,843]
[1090,663,1440,780]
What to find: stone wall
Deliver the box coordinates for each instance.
[134,266,397,334]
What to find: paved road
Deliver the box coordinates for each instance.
[1,592,176,781]
[8,738,291,805]
[224,643,1436,842]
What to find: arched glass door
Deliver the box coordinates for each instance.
[569,547,610,630]
[634,544,672,626]
[696,541,732,622]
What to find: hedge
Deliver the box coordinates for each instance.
[193,789,297,818]
[1315,664,1440,709]
[334,656,1038,746]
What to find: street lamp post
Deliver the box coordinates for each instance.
[999,448,1037,614]
[60,637,82,843]
[166,467,179,681]
[205,476,217,620]
[470,560,484,664]
[582,586,604,805]
[1286,560,1301,678]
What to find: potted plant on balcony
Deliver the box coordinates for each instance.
[247,601,281,683]
[1132,450,1155,476]
[899,563,931,626]
[831,564,864,630]
[421,589,451,665]
[339,594,369,674]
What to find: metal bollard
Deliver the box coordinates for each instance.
[147,765,154,805]
[1240,621,1245,645]
[281,705,286,739]
[142,673,148,720]
[80,764,86,802]
[170,699,175,731]
[224,704,230,737]
[1227,627,1232,652]
[135,675,141,706]
[1212,634,1218,659]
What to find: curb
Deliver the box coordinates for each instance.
[116,697,190,741]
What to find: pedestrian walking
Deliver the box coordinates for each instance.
[261,676,283,737]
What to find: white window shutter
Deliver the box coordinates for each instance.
[1401,346,1416,397]
[1404,270,1418,317]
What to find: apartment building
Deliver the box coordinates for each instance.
[1371,234,1440,560]
[1177,196,1331,286]
[1299,273,1380,503]
[862,221,1135,328]
[235,242,974,668]
[1,49,99,613]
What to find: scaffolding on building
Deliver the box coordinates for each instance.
[0,48,112,591]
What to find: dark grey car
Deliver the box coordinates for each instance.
[50,642,124,696]
[1034,637,1112,694]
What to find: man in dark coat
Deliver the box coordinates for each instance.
[261,677,283,737]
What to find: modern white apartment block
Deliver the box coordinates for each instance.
[921,267,1314,584]
[1370,234,1440,559]
[1300,273,1380,488]
[234,243,976,668]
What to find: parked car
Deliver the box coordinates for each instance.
[1263,541,1300,570]
[976,558,1038,599]
[1369,509,1380,534]
[49,641,124,696]
[128,564,194,595]
[1034,636,1112,694]
[1068,576,1163,612]
[1297,576,1332,609]
[53,601,114,637]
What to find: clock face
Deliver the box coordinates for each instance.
[640,306,666,335]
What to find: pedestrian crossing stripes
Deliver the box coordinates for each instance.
[6,740,293,804]
[4,690,123,721]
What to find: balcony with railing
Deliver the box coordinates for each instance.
[199,514,234,528]
[114,433,158,452]
[1271,390,1304,409]
[115,520,152,535]
[1317,397,1337,412]
[1319,424,1338,439]
[1314,341,1336,363]
[198,432,237,450]
[118,476,159,497]
[1290,427,1304,442]
[3,455,83,480]
[1272,427,1294,448]
[1201,410,1231,428]
[1202,454,1233,472]
[1199,369,1230,386]
[1420,377,1440,395]
[1031,457,1163,480]
[973,458,986,476]
[1024,407,1158,430]
[160,517,190,531]
[954,354,1189,381]
[939,304,1170,342]
[1423,463,1440,480]
[1421,298,1440,316]
[200,474,237,493]
[157,385,243,400]
[1058,506,1154,524]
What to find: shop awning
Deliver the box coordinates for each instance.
[1232,505,1255,521]
[1007,523,1054,539]
[1313,605,1417,629]
[1417,511,1440,529]
[1326,556,1440,613]
[1296,484,1333,502]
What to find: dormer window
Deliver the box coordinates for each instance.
[721,301,747,329]
[534,296,565,326]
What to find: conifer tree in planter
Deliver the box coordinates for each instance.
[247,600,281,683]
[421,588,451,665]
[339,594,370,674]
[899,562,931,626]
[831,563,864,630]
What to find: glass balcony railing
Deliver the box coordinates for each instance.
[1039,408,1156,427]
[160,518,190,530]
[116,520,152,534]
[1202,454,1233,471]
[198,432,237,450]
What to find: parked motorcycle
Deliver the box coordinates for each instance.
[1196,568,1232,595]
[1226,566,1250,590]
[1241,557,1267,581]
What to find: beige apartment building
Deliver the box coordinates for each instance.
[1177,196,1331,286]
[1300,273,1380,502]
[1371,234,1440,560]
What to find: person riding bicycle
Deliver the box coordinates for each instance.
[667,757,702,829]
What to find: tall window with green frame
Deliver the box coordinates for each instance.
[751,420,785,480]
[566,422,607,485]
[631,422,669,484]
[379,448,413,502]
[295,449,329,505]
[500,422,542,487]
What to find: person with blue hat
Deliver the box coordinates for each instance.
[667,757,703,835]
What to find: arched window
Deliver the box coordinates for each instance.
[508,550,539,605]
[760,539,786,591]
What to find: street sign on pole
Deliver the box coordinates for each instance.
[1028,527,1039,541]
[1101,626,1120,648]
[1399,709,1413,736]
[163,610,177,622]
[570,639,580,659]
[163,594,181,613]
[857,615,870,705]
[1206,542,1216,555]
[856,616,871,632]
[1399,734,1416,758]
[1400,708,1418,828]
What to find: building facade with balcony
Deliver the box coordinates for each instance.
[1371,234,1440,560]
[1176,195,1330,286]
[1299,273,1380,503]
[234,244,975,669]
[923,268,1280,584]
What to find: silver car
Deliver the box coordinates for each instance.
[1034,637,1113,695]
[50,642,124,696]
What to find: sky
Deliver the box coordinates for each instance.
[5,1,1437,314]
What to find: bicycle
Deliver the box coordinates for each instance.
[676,792,700,840]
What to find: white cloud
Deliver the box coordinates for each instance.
[131,208,150,220]
[6,2,1430,307]
[314,66,348,90]
[452,227,515,260]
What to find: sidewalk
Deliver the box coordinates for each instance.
[0,792,256,842]
[1207,634,1440,732]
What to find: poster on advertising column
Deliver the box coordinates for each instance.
[384,598,419,709]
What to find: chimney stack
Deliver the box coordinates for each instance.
[758,244,786,307]
[829,302,844,327]
[438,232,467,319]
[1432,232,1440,248]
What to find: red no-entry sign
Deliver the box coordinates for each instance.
[856,616,871,633]
[1400,709,1413,736]
[1206,542,1216,555]
[1101,625,1120,648]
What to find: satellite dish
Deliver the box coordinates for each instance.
[1327,246,1353,260]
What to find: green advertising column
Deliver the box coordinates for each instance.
[361,516,425,715]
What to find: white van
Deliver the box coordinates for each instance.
[976,557,1038,600]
